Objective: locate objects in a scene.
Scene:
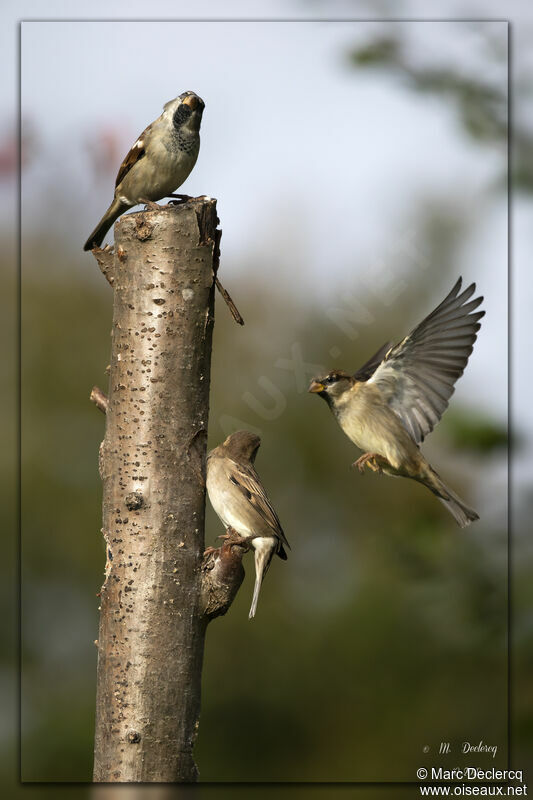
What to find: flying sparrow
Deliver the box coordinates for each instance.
[309,278,484,527]
[206,431,290,618]
[83,91,204,251]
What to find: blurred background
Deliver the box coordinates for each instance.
[5,0,531,794]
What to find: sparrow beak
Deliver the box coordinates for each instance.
[308,380,325,393]
[182,94,201,110]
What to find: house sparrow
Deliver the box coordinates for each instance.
[206,431,289,618]
[83,91,204,251]
[309,278,484,527]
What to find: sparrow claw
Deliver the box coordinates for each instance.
[140,199,162,212]
[167,193,191,205]
[203,546,218,557]
[218,529,251,551]
[353,453,382,474]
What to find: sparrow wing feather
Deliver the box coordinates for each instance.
[114,122,153,187]
[226,460,290,554]
[353,340,393,381]
[366,278,485,443]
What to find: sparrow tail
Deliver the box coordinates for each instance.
[424,468,479,528]
[249,542,273,619]
[249,573,263,620]
[83,197,130,251]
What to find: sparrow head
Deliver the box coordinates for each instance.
[217,430,261,463]
[165,91,205,133]
[308,370,355,404]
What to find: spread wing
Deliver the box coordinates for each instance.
[114,123,152,188]
[226,459,290,556]
[353,340,393,381]
[365,278,485,443]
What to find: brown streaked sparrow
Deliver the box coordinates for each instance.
[206,431,289,618]
[84,91,204,251]
[309,278,484,527]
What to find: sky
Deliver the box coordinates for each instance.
[18,18,505,273]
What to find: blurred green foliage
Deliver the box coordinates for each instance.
[349,32,507,138]
[445,410,508,453]
[350,36,400,66]
[348,29,529,188]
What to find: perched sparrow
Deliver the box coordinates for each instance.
[309,278,484,527]
[83,91,204,251]
[206,431,289,618]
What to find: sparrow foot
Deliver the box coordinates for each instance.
[203,545,218,557]
[218,529,251,550]
[167,193,191,205]
[139,198,162,212]
[352,452,382,473]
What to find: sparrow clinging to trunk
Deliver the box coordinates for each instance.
[309,278,484,528]
[206,431,289,618]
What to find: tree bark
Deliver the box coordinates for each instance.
[93,199,221,782]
